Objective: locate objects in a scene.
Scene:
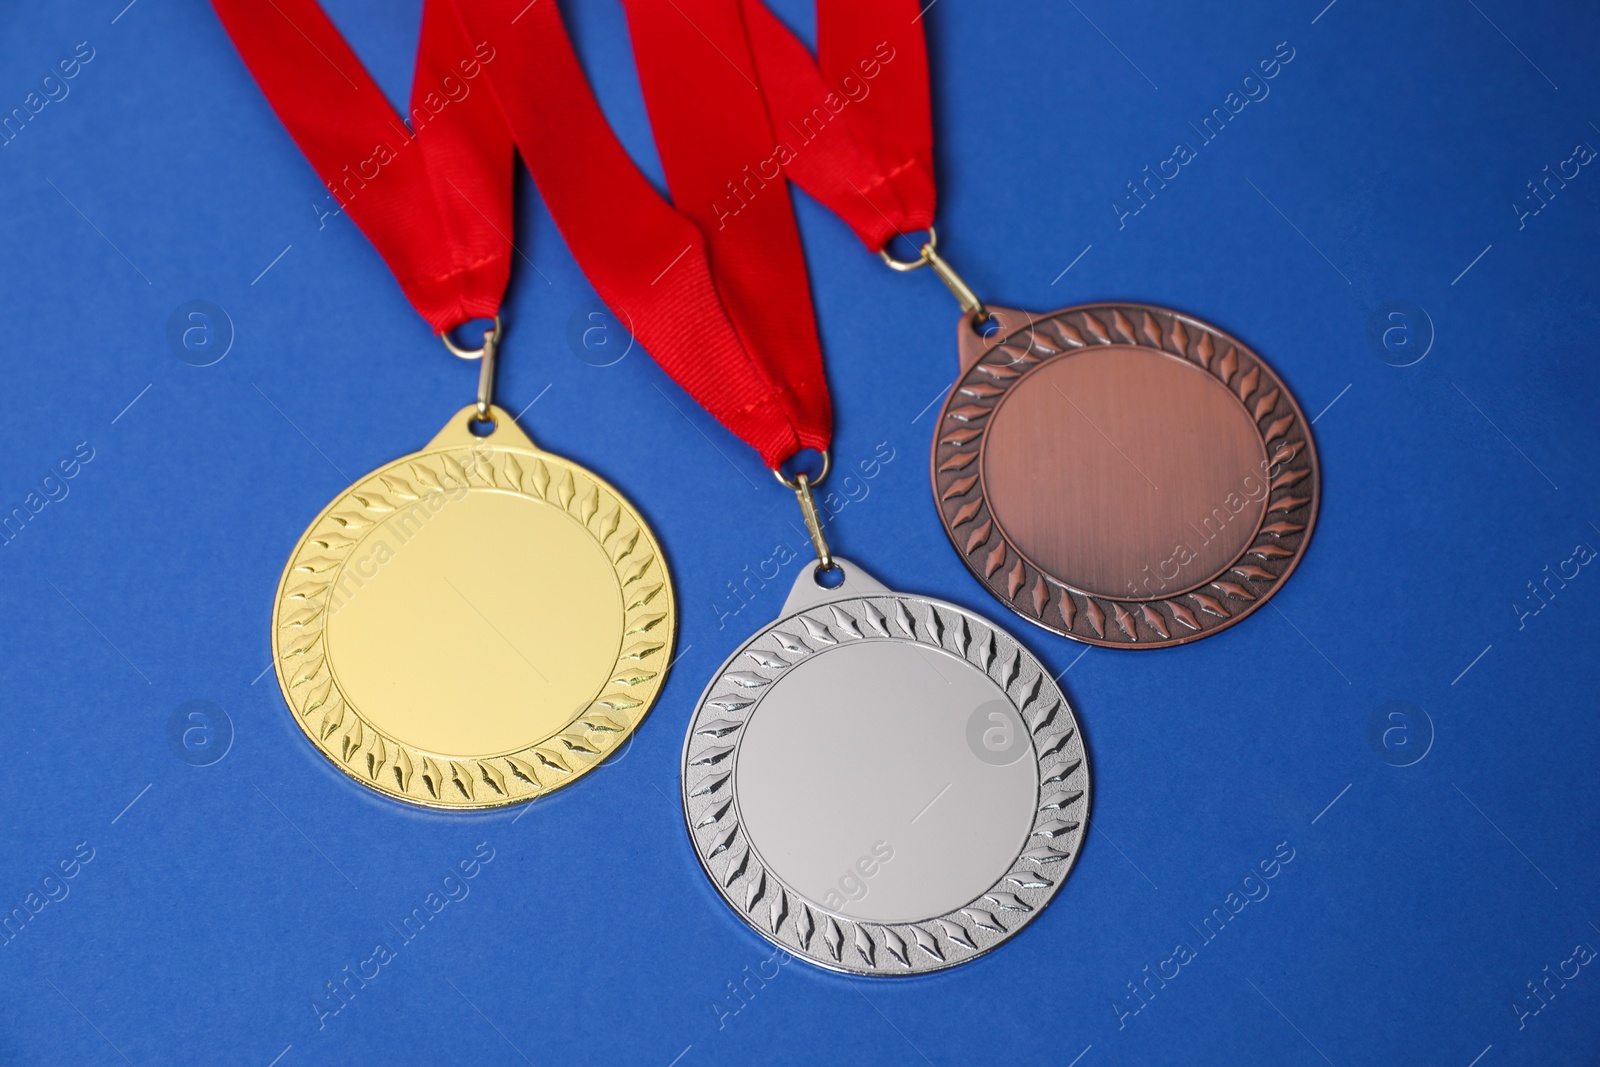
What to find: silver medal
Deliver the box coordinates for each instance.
[681,558,1091,975]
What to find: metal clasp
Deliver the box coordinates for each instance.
[440,315,504,421]
[772,452,835,572]
[878,226,986,320]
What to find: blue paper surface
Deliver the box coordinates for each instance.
[2,1,1598,1064]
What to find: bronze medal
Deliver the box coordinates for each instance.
[931,303,1319,648]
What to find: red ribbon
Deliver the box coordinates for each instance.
[739,0,937,252]
[214,0,933,469]
[449,0,834,468]
[209,0,512,333]
[458,0,935,464]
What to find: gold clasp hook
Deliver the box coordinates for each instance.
[772,452,835,572]
[440,315,504,421]
[878,227,986,320]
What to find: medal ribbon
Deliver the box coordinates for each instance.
[737,0,937,252]
[208,0,512,333]
[449,0,831,468]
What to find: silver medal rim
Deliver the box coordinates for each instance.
[680,585,1091,976]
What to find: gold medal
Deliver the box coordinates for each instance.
[270,403,675,809]
[212,8,677,811]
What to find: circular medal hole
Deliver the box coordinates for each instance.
[467,414,497,436]
[971,312,1001,338]
[813,563,845,589]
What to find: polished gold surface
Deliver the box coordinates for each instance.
[271,404,674,809]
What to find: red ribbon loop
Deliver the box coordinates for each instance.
[740,0,937,252]
[215,0,933,469]
[452,0,833,467]
[210,0,512,333]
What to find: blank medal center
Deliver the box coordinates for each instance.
[325,488,623,756]
[982,347,1269,600]
[736,640,1037,924]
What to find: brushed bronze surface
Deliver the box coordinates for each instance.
[932,304,1319,648]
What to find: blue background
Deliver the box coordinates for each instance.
[1,1,1597,1064]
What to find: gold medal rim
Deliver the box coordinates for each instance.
[270,406,676,810]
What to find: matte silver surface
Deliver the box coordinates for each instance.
[681,559,1090,975]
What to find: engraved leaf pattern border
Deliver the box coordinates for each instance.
[683,595,1089,975]
[934,305,1319,646]
[272,445,672,808]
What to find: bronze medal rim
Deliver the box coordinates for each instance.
[930,303,1320,649]
[271,405,676,808]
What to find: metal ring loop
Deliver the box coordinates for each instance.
[439,315,504,360]
[770,449,831,491]
[878,226,938,272]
